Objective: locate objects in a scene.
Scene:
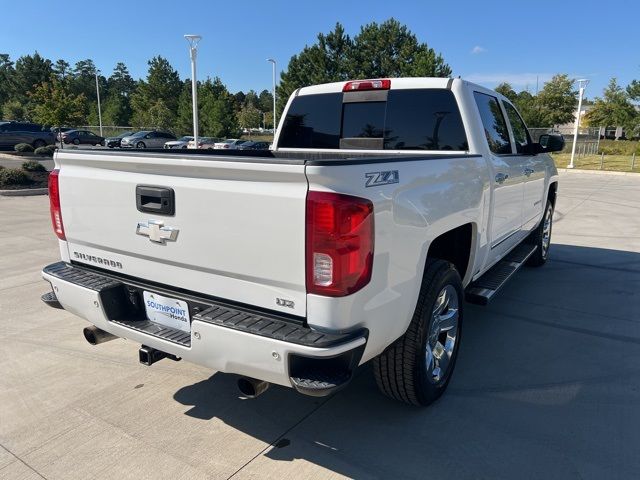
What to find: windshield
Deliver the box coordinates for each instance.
[179,136,193,141]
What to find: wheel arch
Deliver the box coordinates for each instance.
[547,181,558,207]
[425,222,477,285]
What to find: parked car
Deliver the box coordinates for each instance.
[186,137,221,149]
[59,129,105,146]
[237,141,270,151]
[105,131,135,148]
[120,131,176,149]
[164,136,193,149]
[42,77,563,406]
[0,121,55,149]
[213,139,247,150]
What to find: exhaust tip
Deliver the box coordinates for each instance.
[83,325,117,345]
[83,326,98,345]
[238,377,270,398]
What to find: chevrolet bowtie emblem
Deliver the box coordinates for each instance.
[136,220,179,244]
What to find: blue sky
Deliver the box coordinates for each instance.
[1,0,637,99]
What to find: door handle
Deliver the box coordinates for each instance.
[524,168,534,177]
[495,173,509,184]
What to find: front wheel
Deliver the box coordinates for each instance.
[373,259,463,406]
[136,141,146,149]
[526,200,553,267]
[72,138,80,145]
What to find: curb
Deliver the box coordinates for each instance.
[558,168,638,176]
[0,188,48,197]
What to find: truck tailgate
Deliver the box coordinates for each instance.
[56,151,308,317]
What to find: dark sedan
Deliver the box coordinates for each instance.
[60,129,105,146]
[105,131,135,148]
[236,141,271,151]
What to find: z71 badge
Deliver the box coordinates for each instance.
[365,170,399,187]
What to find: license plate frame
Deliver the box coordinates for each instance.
[142,291,191,333]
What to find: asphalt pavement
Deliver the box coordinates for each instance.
[0,170,639,479]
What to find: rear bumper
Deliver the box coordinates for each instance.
[42,262,367,393]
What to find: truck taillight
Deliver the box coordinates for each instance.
[343,79,391,92]
[306,191,374,297]
[48,169,65,240]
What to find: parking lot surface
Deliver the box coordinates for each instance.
[1,170,639,479]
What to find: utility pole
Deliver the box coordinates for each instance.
[568,79,589,169]
[184,35,202,146]
[95,71,103,136]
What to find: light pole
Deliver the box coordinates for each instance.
[568,79,589,169]
[185,34,202,147]
[267,58,277,131]
[95,71,103,136]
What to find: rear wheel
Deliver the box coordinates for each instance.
[32,139,46,149]
[373,259,463,406]
[526,200,553,267]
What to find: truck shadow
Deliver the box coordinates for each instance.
[173,243,640,479]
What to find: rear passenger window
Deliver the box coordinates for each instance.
[503,102,530,154]
[385,89,468,150]
[473,92,512,155]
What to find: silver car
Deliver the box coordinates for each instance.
[164,136,193,149]
[213,139,248,150]
[121,131,176,149]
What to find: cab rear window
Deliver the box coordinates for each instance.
[278,89,468,151]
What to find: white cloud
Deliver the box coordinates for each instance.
[471,46,487,54]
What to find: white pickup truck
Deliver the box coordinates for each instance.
[42,77,563,406]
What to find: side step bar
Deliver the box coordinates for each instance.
[465,243,538,305]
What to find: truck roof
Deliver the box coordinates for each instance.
[297,77,457,96]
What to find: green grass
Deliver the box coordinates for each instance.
[552,153,640,173]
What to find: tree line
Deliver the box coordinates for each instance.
[1,18,638,138]
[0,53,274,137]
[496,75,640,136]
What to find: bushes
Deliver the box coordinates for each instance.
[0,168,30,187]
[598,140,639,156]
[22,160,47,172]
[14,143,34,153]
[34,145,56,157]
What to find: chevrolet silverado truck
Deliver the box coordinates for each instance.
[41,78,563,406]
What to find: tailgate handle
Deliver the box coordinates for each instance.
[136,185,175,216]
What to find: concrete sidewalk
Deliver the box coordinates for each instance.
[0,171,639,479]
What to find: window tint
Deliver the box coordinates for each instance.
[385,89,468,150]
[278,93,342,148]
[342,102,385,138]
[473,92,512,155]
[503,102,530,154]
[279,89,468,150]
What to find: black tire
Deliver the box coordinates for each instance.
[32,139,46,149]
[73,138,80,145]
[526,200,554,267]
[373,259,463,406]
[136,141,146,149]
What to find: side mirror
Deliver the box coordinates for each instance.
[145,134,151,139]
[535,133,565,153]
